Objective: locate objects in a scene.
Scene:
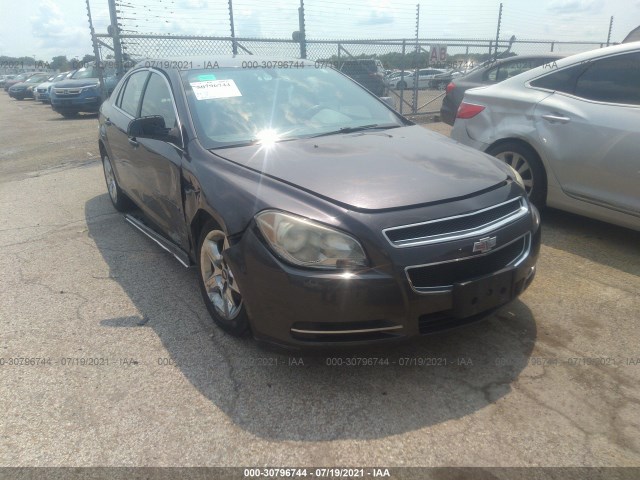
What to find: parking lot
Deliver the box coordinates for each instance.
[1,92,639,470]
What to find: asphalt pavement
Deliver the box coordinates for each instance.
[1,93,639,471]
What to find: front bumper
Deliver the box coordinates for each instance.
[51,96,101,113]
[225,209,541,349]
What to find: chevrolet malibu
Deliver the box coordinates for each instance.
[98,57,540,348]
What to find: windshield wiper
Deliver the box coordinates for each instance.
[309,124,401,138]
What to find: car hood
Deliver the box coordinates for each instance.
[53,79,100,88]
[37,82,53,89]
[214,125,510,211]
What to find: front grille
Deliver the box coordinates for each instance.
[406,234,528,291]
[54,88,81,97]
[37,88,47,93]
[384,197,527,247]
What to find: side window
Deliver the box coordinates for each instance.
[118,71,149,117]
[485,66,499,82]
[529,64,586,94]
[500,60,536,80]
[140,73,177,128]
[574,52,640,105]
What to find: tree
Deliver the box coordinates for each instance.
[51,55,69,72]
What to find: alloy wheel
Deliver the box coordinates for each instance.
[200,230,243,321]
[495,150,534,196]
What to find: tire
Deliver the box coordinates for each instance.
[101,152,132,212]
[396,80,407,90]
[198,222,250,337]
[60,111,78,118]
[487,142,547,206]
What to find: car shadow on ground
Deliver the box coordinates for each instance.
[540,207,640,277]
[46,113,100,121]
[86,193,537,441]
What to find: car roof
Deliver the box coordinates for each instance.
[496,41,640,86]
[133,56,317,71]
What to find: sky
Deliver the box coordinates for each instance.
[0,0,638,60]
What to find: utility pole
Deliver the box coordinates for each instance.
[606,16,613,46]
[494,2,503,59]
[86,0,106,99]
[229,0,237,55]
[298,0,307,59]
[107,0,125,77]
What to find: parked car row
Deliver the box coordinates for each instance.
[4,65,119,117]
[449,42,640,232]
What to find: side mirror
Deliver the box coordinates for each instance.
[128,115,177,143]
[380,96,396,110]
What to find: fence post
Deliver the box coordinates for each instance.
[228,0,237,54]
[412,4,419,115]
[85,0,105,100]
[298,0,307,59]
[107,0,124,77]
[550,41,554,52]
[400,40,406,115]
[494,2,503,59]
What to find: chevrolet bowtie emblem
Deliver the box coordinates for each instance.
[473,236,497,253]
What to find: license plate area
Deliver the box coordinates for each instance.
[452,268,514,318]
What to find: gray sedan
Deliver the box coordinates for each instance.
[451,42,640,231]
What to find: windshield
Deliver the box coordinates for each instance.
[72,67,98,79]
[26,74,50,83]
[182,67,404,149]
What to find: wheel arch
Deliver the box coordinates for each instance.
[485,137,549,205]
[189,209,227,260]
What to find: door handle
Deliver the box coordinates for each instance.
[104,117,112,126]
[542,114,570,124]
[128,137,139,147]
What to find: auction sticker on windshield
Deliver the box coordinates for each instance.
[190,79,242,100]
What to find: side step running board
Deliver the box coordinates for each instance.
[124,214,192,268]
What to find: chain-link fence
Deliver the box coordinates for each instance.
[94,33,608,117]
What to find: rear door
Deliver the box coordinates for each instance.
[107,69,150,204]
[533,51,640,216]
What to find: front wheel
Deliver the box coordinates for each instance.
[487,142,547,206]
[198,223,250,337]
[396,80,407,90]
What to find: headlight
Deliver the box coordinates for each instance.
[81,84,99,92]
[255,210,368,269]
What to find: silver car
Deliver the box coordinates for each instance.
[451,42,640,231]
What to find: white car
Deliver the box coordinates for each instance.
[451,42,640,231]
[34,71,73,103]
[388,68,447,89]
